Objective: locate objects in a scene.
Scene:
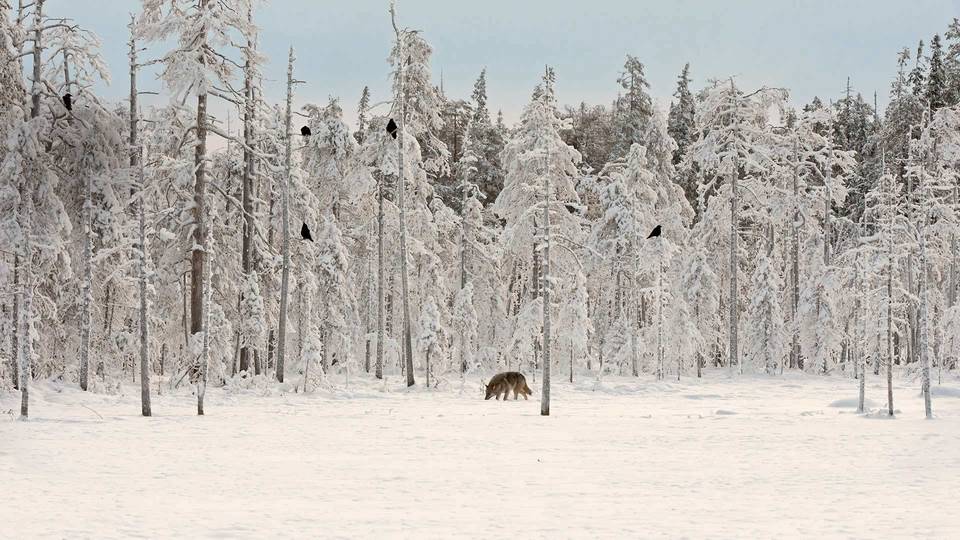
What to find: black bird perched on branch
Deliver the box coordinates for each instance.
[386,118,398,139]
[647,225,662,239]
[301,126,311,137]
[63,93,72,112]
[301,223,313,242]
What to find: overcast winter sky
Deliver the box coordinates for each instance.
[44,0,959,127]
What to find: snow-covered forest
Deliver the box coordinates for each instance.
[2,0,960,420]
[5,1,960,537]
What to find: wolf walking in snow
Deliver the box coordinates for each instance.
[484,372,533,400]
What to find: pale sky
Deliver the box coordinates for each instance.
[42,0,960,129]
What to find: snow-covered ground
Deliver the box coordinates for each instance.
[3,370,959,539]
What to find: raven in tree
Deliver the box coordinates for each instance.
[647,225,662,239]
[386,118,398,139]
[63,93,72,112]
[301,126,311,137]
[301,223,313,242]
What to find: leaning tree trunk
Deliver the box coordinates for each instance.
[276,47,295,383]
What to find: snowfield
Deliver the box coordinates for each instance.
[3,371,959,539]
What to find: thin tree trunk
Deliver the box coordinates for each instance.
[459,186,469,374]
[130,26,151,416]
[540,123,552,417]
[657,241,665,380]
[365,229,373,373]
[391,8,416,388]
[790,136,801,370]
[19,0,44,419]
[729,162,740,372]
[857,235,867,414]
[276,47,295,383]
[885,165,895,417]
[239,5,257,374]
[191,53,209,405]
[376,172,385,380]
[137,147,151,417]
[918,145,934,419]
[73,45,91,392]
[198,226,211,416]
[10,259,18,390]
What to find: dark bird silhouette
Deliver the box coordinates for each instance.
[564,203,581,215]
[301,126,311,137]
[63,93,72,112]
[386,118,398,139]
[647,225,662,239]
[301,223,313,242]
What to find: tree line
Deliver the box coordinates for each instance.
[2,0,958,418]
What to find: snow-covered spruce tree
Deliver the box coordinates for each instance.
[610,55,654,161]
[743,244,787,375]
[680,241,720,377]
[451,281,478,384]
[668,63,699,209]
[314,218,356,376]
[687,79,787,373]
[557,270,592,383]
[458,69,505,205]
[417,294,444,388]
[302,97,361,221]
[668,63,695,164]
[495,69,583,415]
[355,86,371,145]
